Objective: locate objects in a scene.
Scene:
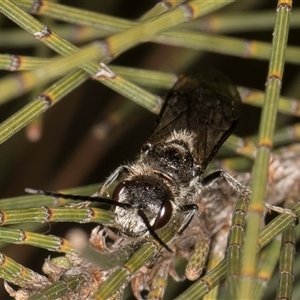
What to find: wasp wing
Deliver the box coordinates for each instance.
[148,70,241,170]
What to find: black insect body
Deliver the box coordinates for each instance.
[28,70,242,251]
[95,70,242,247]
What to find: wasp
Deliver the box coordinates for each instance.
[27,69,242,252]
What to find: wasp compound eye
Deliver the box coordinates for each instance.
[153,198,173,230]
[112,181,127,202]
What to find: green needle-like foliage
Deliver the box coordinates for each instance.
[0,1,299,299]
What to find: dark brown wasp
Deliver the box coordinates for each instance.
[27,69,242,252]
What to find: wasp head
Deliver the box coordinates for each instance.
[112,175,174,237]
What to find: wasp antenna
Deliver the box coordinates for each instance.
[25,188,131,209]
[25,188,43,195]
[137,210,173,253]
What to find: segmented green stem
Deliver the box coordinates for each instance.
[252,237,281,299]
[0,227,77,254]
[239,2,292,298]
[0,253,49,288]
[28,276,88,300]
[226,196,248,298]
[276,222,296,299]
[0,206,114,226]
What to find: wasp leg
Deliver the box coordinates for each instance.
[96,165,130,196]
[131,256,183,300]
[204,171,297,224]
[177,204,199,235]
[264,202,298,225]
[147,258,172,300]
[89,226,125,253]
[203,170,251,199]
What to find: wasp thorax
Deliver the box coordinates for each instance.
[112,175,174,237]
[143,142,194,170]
